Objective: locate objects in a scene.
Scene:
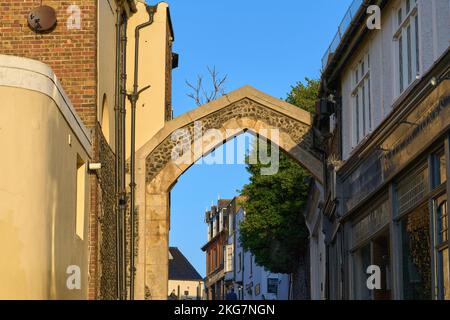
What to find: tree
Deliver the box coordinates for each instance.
[239,78,319,298]
[186,66,227,107]
[285,78,319,114]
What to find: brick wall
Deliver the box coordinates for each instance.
[0,0,100,299]
[0,0,98,128]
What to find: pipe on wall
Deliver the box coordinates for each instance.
[127,4,156,300]
[119,12,128,301]
[114,6,123,301]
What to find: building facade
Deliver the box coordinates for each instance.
[0,0,175,300]
[223,198,290,300]
[316,0,450,300]
[202,199,231,300]
[168,247,205,300]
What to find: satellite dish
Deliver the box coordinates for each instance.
[28,5,57,33]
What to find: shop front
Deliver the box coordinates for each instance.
[338,79,450,300]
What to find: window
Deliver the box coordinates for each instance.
[249,254,253,276]
[353,244,372,300]
[212,248,217,270]
[396,165,429,216]
[238,252,242,272]
[400,203,432,300]
[267,278,278,295]
[228,212,234,234]
[433,195,449,300]
[351,54,372,148]
[432,151,447,188]
[76,155,86,240]
[225,244,234,273]
[394,0,420,95]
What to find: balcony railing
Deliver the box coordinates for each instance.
[321,0,364,70]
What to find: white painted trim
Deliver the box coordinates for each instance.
[0,54,92,154]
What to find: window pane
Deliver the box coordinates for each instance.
[434,152,447,187]
[355,93,360,143]
[362,85,366,135]
[399,35,404,92]
[407,24,412,84]
[401,204,432,300]
[354,244,372,300]
[436,200,448,244]
[406,0,411,14]
[397,166,428,215]
[398,8,403,26]
[414,15,420,76]
[442,249,450,300]
[368,78,372,131]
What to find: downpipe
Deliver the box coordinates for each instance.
[114,7,123,301]
[119,11,128,301]
[127,4,156,300]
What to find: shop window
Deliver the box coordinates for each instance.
[400,203,432,300]
[353,232,392,300]
[353,244,372,300]
[397,165,428,216]
[373,233,392,300]
[433,195,449,300]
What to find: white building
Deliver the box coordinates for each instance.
[304,180,327,300]
[223,198,290,300]
[316,0,450,299]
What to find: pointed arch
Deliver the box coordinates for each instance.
[133,85,323,299]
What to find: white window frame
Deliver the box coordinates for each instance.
[393,0,420,96]
[351,53,372,149]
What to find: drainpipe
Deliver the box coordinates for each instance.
[118,10,128,301]
[114,7,123,301]
[127,4,156,300]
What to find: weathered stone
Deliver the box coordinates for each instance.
[135,86,324,300]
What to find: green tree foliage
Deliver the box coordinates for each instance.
[286,78,319,113]
[239,78,319,274]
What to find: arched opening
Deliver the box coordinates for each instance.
[133,86,323,299]
[101,94,111,145]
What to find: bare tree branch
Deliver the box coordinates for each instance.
[186,66,227,107]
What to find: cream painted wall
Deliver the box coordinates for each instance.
[168,280,205,300]
[0,55,91,299]
[340,0,450,160]
[98,0,118,149]
[125,2,172,159]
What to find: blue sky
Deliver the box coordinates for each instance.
[150,0,353,277]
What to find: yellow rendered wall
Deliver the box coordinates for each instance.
[0,87,90,299]
[98,0,118,149]
[125,2,171,159]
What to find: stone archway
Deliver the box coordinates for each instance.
[133,85,323,299]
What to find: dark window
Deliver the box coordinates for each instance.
[267,278,278,295]
[401,204,432,300]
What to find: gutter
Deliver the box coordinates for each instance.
[320,0,386,94]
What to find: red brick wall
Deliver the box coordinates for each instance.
[0,0,98,127]
[0,0,99,299]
